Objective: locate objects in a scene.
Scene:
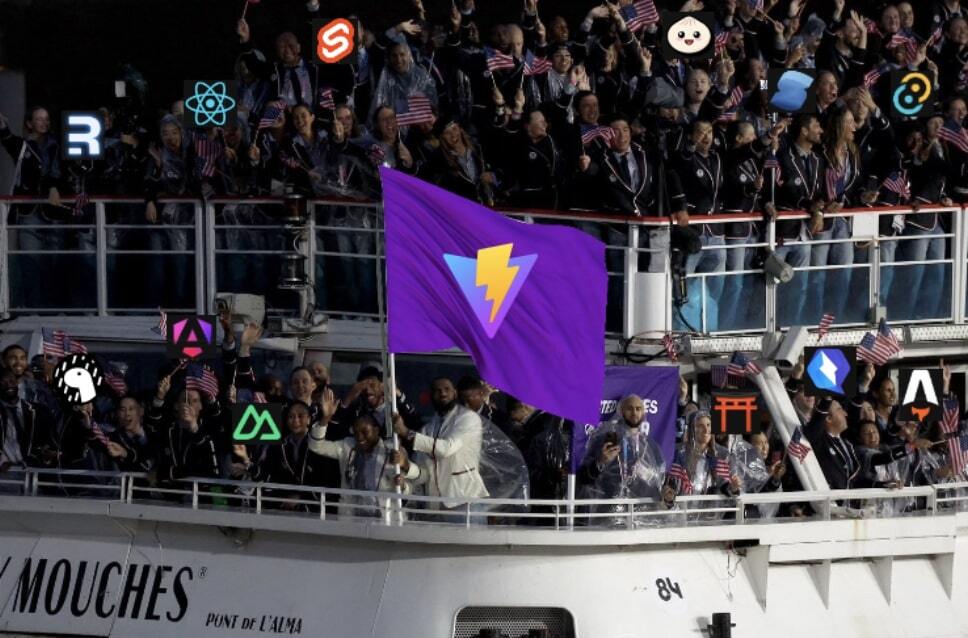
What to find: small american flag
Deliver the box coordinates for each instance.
[713,457,731,481]
[620,0,659,31]
[154,309,168,337]
[727,351,760,379]
[938,119,968,154]
[317,87,336,110]
[258,101,285,130]
[763,153,783,185]
[42,329,87,359]
[863,18,881,35]
[395,93,434,126]
[716,85,745,122]
[523,51,552,76]
[882,171,911,200]
[581,125,615,147]
[194,136,222,178]
[668,457,693,495]
[368,143,387,166]
[484,47,515,72]
[862,64,891,89]
[662,334,680,362]
[941,396,960,436]
[825,165,844,201]
[927,26,944,49]
[186,363,220,399]
[711,364,729,389]
[253,391,268,404]
[818,313,834,340]
[857,319,902,365]
[104,370,128,396]
[788,427,811,462]
[72,192,90,218]
[714,31,729,56]
[90,422,112,447]
[951,434,968,477]
[887,33,919,62]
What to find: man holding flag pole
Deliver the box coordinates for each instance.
[378,166,608,520]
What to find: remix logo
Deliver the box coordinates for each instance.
[444,243,537,339]
[184,81,237,128]
[63,112,104,159]
[313,18,358,64]
[891,71,933,119]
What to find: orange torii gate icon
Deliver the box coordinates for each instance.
[712,395,760,434]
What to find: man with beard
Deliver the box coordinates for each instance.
[457,376,507,432]
[336,366,421,432]
[577,395,674,509]
[1,345,58,413]
[393,377,488,514]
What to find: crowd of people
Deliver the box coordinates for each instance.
[4,0,968,327]
[1,312,966,525]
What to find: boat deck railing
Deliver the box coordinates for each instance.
[3,468,967,531]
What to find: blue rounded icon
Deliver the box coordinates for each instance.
[807,348,850,395]
[185,81,236,127]
[770,70,814,112]
[892,71,932,117]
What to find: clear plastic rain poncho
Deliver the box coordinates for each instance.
[856,445,901,517]
[580,421,667,500]
[477,417,530,503]
[724,436,770,493]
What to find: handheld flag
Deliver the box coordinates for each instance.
[382,167,607,424]
[788,426,812,462]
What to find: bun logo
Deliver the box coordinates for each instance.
[314,18,357,64]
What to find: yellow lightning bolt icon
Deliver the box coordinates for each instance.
[475,243,519,323]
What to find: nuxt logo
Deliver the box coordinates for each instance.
[232,404,283,443]
[444,243,537,339]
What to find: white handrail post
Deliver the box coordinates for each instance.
[256,486,262,514]
[191,481,199,509]
[765,217,777,333]
[0,202,9,318]
[95,200,108,316]
[953,205,966,324]
[624,222,639,338]
[204,201,217,314]
[320,491,327,520]
[194,201,206,313]
[465,502,472,528]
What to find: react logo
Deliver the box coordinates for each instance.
[769,69,816,113]
[807,349,850,395]
[53,354,102,406]
[184,81,238,128]
[314,18,358,65]
[891,71,934,119]
[660,12,715,59]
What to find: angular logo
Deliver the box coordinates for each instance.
[232,404,284,443]
[444,243,537,339]
[167,314,217,360]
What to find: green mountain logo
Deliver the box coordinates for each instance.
[233,404,282,442]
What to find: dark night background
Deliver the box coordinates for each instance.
[0,0,610,115]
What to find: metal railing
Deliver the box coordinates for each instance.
[1,197,965,337]
[3,468,967,531]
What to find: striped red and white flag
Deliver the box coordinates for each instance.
[186,364,220,399]
[788,427,812,462]
[668,461,693,495]
[817,313,834,340]
[663,334,679,362]
[714,457,731,481]
[395,94,434,126]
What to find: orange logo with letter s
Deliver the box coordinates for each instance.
[316,18,355,63]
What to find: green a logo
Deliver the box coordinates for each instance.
[233,404,283,442]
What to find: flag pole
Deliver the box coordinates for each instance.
[375,186,404,521]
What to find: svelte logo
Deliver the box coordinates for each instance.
[445,243,537,339]
[313,18,358,64]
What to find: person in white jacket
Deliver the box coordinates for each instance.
[308,389,418,518]
[392,378,489,515]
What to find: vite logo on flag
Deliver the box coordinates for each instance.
[898,368,943,423]
[382,167,607,425]
[232,404,283,443]
[167,315,217,360]
[804,347,856,397]
[444,244,537,339]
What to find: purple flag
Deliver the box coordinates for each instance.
[382,167,607,424]
[570,365,680,472]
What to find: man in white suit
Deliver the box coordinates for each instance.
[393,378,489,513]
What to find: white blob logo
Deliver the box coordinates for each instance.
[53,354,103,406]
[666,16,712,55]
